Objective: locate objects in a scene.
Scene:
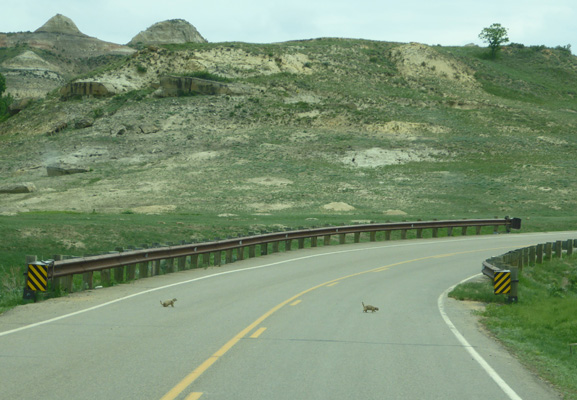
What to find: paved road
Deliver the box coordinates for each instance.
[1,232,573,399]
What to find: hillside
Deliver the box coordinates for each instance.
[1,38,576,225]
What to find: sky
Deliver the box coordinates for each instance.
[1,0,575,54]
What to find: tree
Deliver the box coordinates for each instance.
[479,23,509,59]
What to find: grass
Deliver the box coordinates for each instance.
[449,254,577,399]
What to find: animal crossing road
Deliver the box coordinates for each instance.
[1,231,573,399]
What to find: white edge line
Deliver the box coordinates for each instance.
[1,232,569,338]
[438,274,523,400]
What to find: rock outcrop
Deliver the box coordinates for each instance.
[129,19,207,45]
[35,14,87,36]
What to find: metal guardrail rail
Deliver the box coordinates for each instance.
[482,237,576,280]
[45,217,519,279]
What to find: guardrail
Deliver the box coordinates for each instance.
[482,238,576,279]
[481,237,575,302]
[26,217,520,295]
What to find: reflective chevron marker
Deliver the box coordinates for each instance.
[26,263,48,292]
[494,270,511,294]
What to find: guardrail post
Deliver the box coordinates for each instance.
[214,251,222,266]
[202,253,211,267]
[447,227,453,237]
[237,247,244,261]
[191,254,199,268]
[509,267,519,302]
[461,226,467,236]
[225,249,233,264]
[555,241,563,258]
[416,228,423,239]
[385,231,391,241]
[529,246,536,266]
[516,249,524,271]
[178,255,187,271]
[475,226,482,235]
[114,248,125,282]
[298,238,305,249]
[323,235,330,246]
[166,257,175,273]
[401,229,407,240]
[273,241,280,252]
[249,245,256,258]
[138,260,149,278]
[310,237,317,248]
[370,232,376,242]
[432,227,438,238]
[286,239,293,250]
[261,243,268,256]
[354,232,361,243]
[545,242,553,261]
[567,239,574,256]
[536,243,544,264]
[339,233,346,244]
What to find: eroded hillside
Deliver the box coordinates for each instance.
[1,39,576,220]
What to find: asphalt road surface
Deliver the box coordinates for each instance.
[1,231,573,400]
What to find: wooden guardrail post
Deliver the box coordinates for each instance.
[201,253,210,267]
[354,232,361,243]
[324,235,331,246]
[461,226,467,236]
[225,249,233,264]
[178,255,187,271]
[370,232,376,242]
[298,238,305,249]
[339,233,346,244]
[536,243,544,264]
[567,239,574,256]
[214,251,222,266]
[416,228,423,239]
[249,245,256,258]
[385,231,391,241]
[401,229,407,240]
[114,248,125,282]
[555,241,563,258]
[237,247,244,261]
[273,241,280,252]
[516,249,524,271]
[310,237,317,248]
[286,239,293,250]
[476,226,482,235]
[447,227,453,237]
[529,246,536,266]
[261,243,268,256]
[432,227,438,238]
[545,242,553,261]
[191,254,199,268]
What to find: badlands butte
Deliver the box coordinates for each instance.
[0,14,576,225]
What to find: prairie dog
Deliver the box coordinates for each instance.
[362,301,379,313]
[160,298,177,307]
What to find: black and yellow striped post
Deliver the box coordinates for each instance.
[494,270,511,294]
[23,261,51,301]
[494,269,518,303]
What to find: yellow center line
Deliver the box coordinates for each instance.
[290,299,302,306]
[326,282,339,287]
[184,393,203,400]
[160,245,511,399]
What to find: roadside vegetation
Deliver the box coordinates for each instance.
[450,255,577,399]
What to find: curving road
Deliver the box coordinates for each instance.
[1,232,572,400]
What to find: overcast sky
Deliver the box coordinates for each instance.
[2,0,575,53]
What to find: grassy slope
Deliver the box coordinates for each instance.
[1,39,576,266]
[450,254,577,399]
